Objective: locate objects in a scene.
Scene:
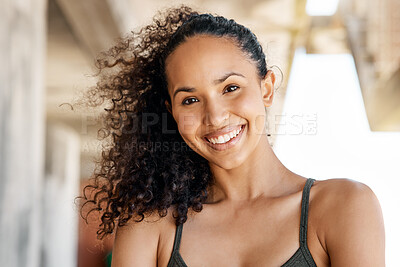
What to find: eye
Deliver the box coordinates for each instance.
[224,85,239,93]
[182,97,199,105]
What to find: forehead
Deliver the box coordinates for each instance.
[165,35,257,88]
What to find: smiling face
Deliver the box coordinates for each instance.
[165,34,275,170]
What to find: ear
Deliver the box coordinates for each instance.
[260,70,275,107]
[165,100,172,114]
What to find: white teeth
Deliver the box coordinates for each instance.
[206,126,243,145]
[223,134,230,142]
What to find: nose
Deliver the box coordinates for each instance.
[203,98,229,127]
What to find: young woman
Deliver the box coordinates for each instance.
[80,5,385,267]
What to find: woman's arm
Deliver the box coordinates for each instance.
[111,216,160,267]
[321,179,385,266]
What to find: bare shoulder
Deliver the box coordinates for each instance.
[312,178,378,202]
[112,208,176,267]
[311,178,383,228]
[311,178,381,218]
[311,178,385,266]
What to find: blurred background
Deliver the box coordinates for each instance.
[1,0,399,266]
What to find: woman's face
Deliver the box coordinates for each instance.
[165,34,275,170]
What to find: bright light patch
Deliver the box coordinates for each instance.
[306,0,339,16]
[274,49,400,266]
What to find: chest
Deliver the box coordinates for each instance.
[182,213,300,266]
[159,199,305,267]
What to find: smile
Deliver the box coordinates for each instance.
[205,126,243,144]
[203,124,245,149]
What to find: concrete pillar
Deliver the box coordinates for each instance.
[0,0,47,266]
[42,123,80,267]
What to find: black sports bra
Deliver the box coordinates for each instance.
[167,178,317,267]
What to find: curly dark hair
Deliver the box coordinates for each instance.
[79,5,269,240]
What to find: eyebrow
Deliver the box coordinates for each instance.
[172,72,246,99]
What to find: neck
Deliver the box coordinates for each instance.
[206,135,292,203]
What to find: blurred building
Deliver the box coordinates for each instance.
[340,0,400,130]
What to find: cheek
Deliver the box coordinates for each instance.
[236,91,267,133]
[175,112,201,136]
[253,113,267,135]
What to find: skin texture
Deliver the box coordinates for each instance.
[111,35,385,267]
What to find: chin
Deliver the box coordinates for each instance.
[207,152,248,170]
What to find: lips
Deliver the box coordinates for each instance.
[204,125,243,144]
[203,124,245,150]
[204,124,243,139]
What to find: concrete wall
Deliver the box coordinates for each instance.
[42,124,80,267]
[0,0,47,266]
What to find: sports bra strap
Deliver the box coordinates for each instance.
[172,223,183,252]
[299,178,315,246]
